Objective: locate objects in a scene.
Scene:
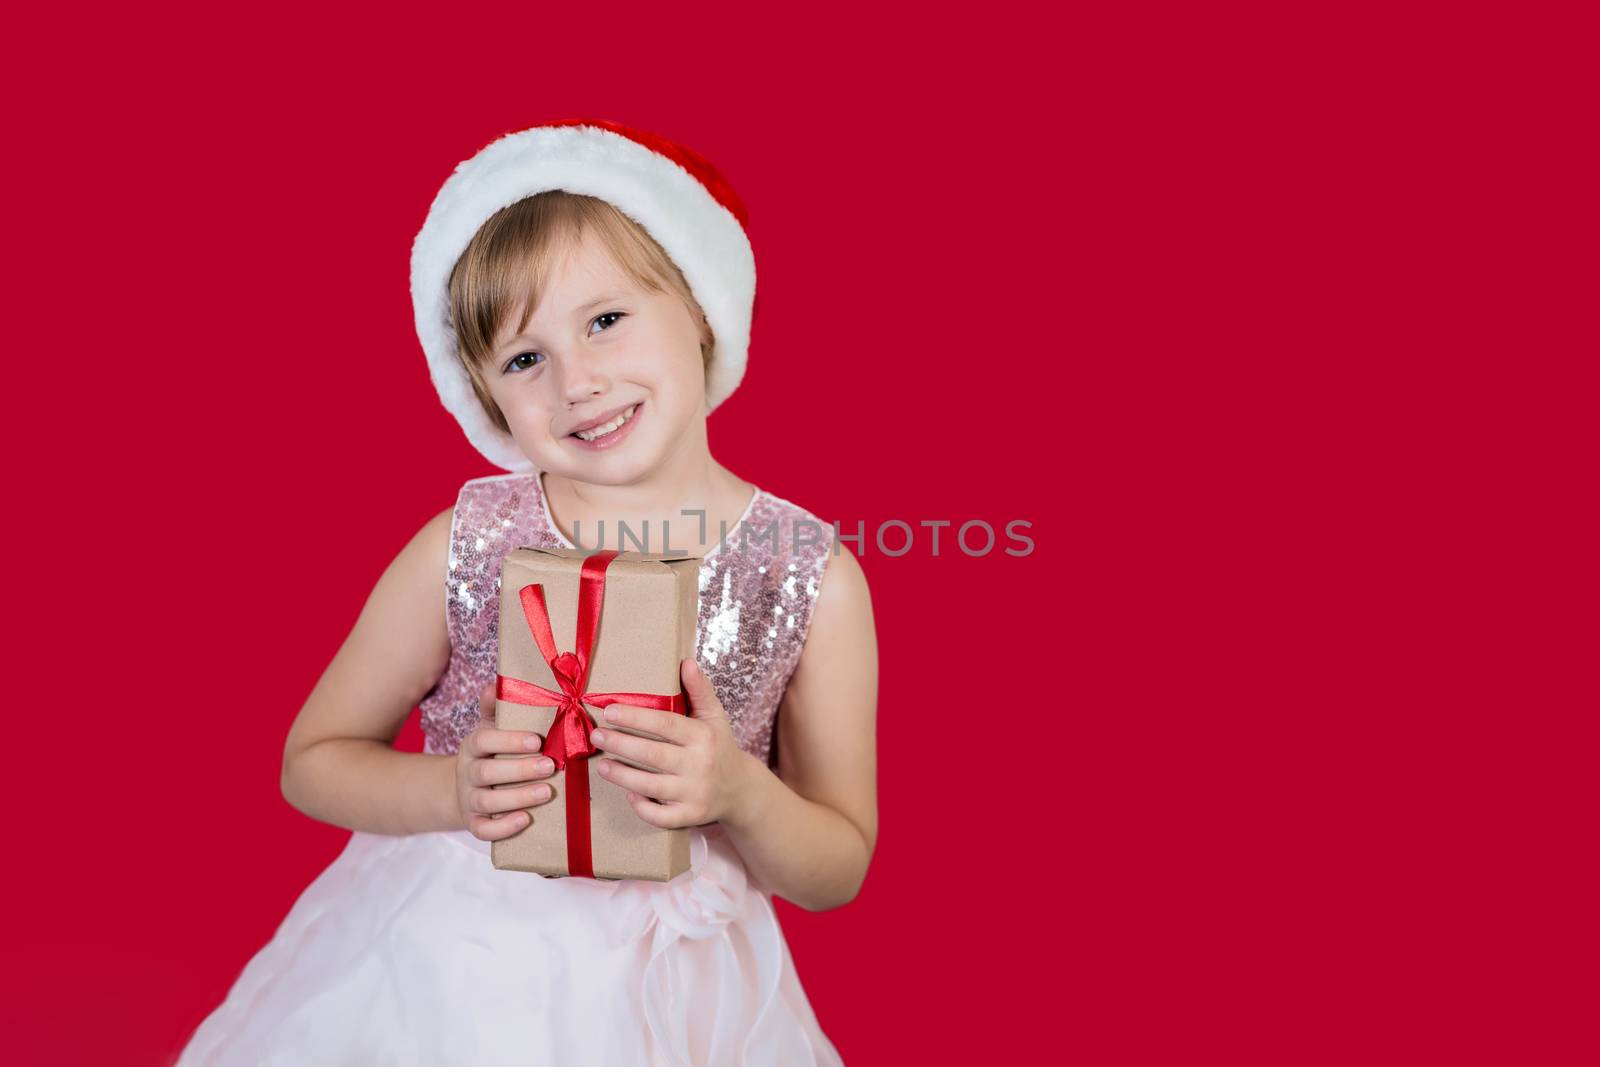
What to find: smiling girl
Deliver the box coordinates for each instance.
[176,120,877,1066]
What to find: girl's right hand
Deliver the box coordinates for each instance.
[457,682,559,841]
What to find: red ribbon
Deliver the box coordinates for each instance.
[495,549,687,879]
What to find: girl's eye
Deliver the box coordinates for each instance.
[504,351,545,374]
[501,312,624,374]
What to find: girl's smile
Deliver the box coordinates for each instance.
[564,399,644,451]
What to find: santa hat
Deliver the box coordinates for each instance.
[409,119,757,472]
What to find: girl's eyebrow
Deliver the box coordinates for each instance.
[496,293,629,354]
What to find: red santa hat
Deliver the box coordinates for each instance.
[409,119,757,472]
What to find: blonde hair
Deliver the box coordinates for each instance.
[446,190,714,434]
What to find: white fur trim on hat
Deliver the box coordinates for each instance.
[409,123,756,472]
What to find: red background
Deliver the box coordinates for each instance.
[3,3,1589,1064]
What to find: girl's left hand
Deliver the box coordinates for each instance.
[591,657,761,829]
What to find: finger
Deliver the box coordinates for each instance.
[470,752,558,788]
[590,725,684,774]
[472,779,554,816]
[596,757,682,802]
[467,809,531,841]
[599,701,694,745]
[463,727,546,757]
[479,682,496,720]
[681,657,725,720]
[624,790,689,829]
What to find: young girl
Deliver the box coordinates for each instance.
[176,120,878,1066]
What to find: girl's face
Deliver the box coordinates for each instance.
[483,229,708,485]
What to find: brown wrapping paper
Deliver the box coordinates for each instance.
[490,547,701,881]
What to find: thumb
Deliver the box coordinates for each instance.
[680,657,722,719]
[478,681,496,723]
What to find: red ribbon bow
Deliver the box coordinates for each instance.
[495,549,687,879]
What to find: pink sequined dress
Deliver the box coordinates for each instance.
[177,473,844,1067]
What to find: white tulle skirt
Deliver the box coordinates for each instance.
[175,824,843,1066]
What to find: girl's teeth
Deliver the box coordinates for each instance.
[575,404,637,441]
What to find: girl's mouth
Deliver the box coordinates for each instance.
[567,401,642,451]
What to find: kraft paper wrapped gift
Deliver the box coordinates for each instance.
[491,546,701,881]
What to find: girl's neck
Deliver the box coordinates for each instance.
[538,437,754,556]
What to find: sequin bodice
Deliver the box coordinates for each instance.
[419,473,833,767]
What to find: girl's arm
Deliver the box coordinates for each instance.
[278,505,463,835]
[719,546,880,911]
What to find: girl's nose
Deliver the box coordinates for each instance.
[557,354,611,405]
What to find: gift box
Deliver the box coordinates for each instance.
[491,546,701,881]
